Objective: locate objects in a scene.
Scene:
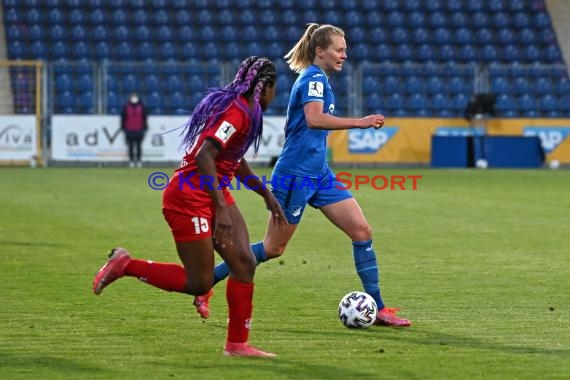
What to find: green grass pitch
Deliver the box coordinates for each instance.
[1,167,569,379]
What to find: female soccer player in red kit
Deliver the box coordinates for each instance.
[92,56,286,357]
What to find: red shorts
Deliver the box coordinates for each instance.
[162,172,235,242]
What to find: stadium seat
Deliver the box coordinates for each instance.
[417,44,435,61]
[495,93,516,113]
[539,94,557,111]
[392,28,409,44]
[55,74,73,92]
[476,29,494,45]
[425,0,442,12]
[439,45,456,62]
[433,28,451,45]
[407,93,429,112]
[472,12,490,28]
[519,28,536,44]
[430,93,450,111]
[467,0,484,11]
[381,76,400,93]
[429,12,446,27]
[491,76,509,93]
[365,93,382,113]
[385,93,404,111]
[133,9,149,24]
[426,77,445,94]
[497,29,515,45]
[95,41,111,60]
[513,12,530,28]
[412,28,429,44]
[157,26,173,42]
[387,11,404,27]
[517,94,537,111]
[49,25,65,40]
[403,76,424,94]
[77,92,94,114]
[395,44,413,61]
[504,44,521,62]
[222,42,240,61]
[451,13,468,28]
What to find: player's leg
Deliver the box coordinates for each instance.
[215,204,275,357]
[127,136,135,168]
[314,171,411,327]
[93,207,215,296]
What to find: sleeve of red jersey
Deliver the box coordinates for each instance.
[204,106,247,151]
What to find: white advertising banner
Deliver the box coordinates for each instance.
[51,115,186,161]
[51,115,285,163]
[0,116,37,161]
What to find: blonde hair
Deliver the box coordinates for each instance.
[284,23,345,73]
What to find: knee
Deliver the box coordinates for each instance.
[186,282,211,296]
[264,241,287,259]
[350,222,373,242]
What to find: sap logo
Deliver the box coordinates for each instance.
[523,127,570,153]
[435,127,485,136]
[348,127,398,154]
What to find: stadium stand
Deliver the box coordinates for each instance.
[2,0,569,117]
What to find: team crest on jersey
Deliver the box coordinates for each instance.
[308,81,324,97]
[215,120,237,143]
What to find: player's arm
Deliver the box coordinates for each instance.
[304,101,385,130]
[236,159,287,226]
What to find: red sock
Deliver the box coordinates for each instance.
[124,259,187,293]
[226,278,254,343]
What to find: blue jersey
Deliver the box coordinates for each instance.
[274,64,335,178]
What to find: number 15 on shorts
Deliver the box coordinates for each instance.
[192,217,209,234]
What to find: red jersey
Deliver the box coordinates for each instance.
[162,96,251,219]
[177,96,251,181]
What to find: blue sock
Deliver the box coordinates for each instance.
[213,241,268,285]
[352,240,385,310]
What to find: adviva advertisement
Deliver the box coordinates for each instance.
[0,116,37,162]
[51,115,285,162]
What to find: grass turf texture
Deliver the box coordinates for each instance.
[0,167,568,379]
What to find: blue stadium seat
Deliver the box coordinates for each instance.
[412,28,429,44]
[365,93,382,113]
[387,11,404,27]
[497,28,515,45]
[153,9,169,25]
[122,74,138,93]
[519,28,536,44]
[403,0,420,11]
[302,10,319,24]
[406,11,426,28]
[539,28,556,45]
[430,93,450,111]
[165,75,183,93]
[391,28,409,44]
[493,12,511,28]
[517,94,537,111]
[524,45,541,62]
[114,25,129,42]
[159,42,176,61]
[448,76,467,93]
[181,42,198,60]
[450,93,468,111]
[49,25,65,40]
[112,9,127,24]
[426,77,445,94]
[467,0,484,11]
[539,94,557,111]
[508,0,526,12]
[77,91,94,114]
[133,9,149,24]
[395,44,413,61]
[472,12,490,28]
[144,75,160,92]
[403,76,424,93]
[417,44,435,61]
[48,9,64,24]
[513,12,530,28]
[433,28,451,45]
[30,41,47,59]
[451,12,468,28]
[534,12,551,29]
[55,74,73,92]
[425,0,442,12]
[157,26,173,42]
[504,44,521,62]
[114,42,133,60]
[367,11,381,26]
[93,25,108,41]
[476,28,493,45]
[382,76,400,93]
[222,42,240,61]
[489,0,505,12]
[169,92,187,115]
[242,26,257,42]
[362,76,379,93]
[482,45,500,62]
[385,93,404,111]
[495,94,516,113]
[69,9,84,24]
[147,91,164,114]
[56,91,75,113]
[511,77,529,94]
[545,45,562,63]
[491,76,509,93]
[407,93,429,112]
[90,9,104,24]
[446,0,462,11]
[429,11,446,27]
[535,77,554,95]
[459,45,478,62]
[95,41,111,60]
[175,9,192,25]
[439,45,456,62]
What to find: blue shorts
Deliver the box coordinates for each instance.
[270,167,353,224]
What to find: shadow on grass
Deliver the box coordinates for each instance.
[376,327,570,357]
[0,351,107,375]
[0,240,68,248]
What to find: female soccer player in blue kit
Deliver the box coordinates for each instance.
[197,24,411,327]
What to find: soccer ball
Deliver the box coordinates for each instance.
[338,291,378,328]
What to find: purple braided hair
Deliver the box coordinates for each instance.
[180,56,276,159]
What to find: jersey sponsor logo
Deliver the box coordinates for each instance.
[348,127,399,154]
[308,81,324,97]
[328,104,335,115]
[214,120,237,143]
[523,127,570,153]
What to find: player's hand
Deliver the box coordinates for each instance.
[213,206,233,249]
[264,192,288,228]
[360,114,385,129]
